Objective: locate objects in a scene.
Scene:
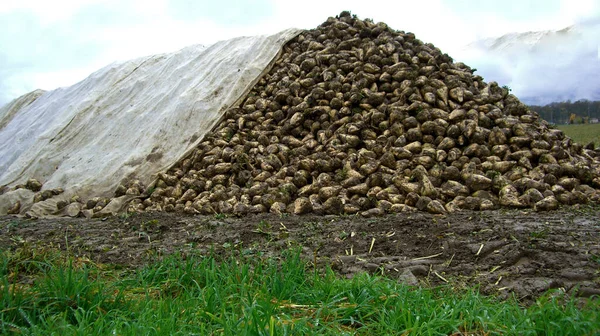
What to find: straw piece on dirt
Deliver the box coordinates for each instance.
[433,271,448,283]
[476,244,484,256]
[412,252,443,261]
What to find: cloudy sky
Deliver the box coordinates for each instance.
[1,0,599,106]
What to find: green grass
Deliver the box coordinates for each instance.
[1,247,599,335]
[556,123,600,147]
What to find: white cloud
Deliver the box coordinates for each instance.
[0,0,105,25]
[560,0,599,23]
[0,0,599,106]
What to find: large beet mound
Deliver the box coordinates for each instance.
[120,11,600,216]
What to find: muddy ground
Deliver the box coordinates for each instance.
[1,207,599,303]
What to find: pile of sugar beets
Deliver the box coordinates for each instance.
[116,11,599,216]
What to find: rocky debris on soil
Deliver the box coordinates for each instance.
[30,11,600,218]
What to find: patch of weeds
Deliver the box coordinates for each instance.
[338,231,349,241]
[214,213,227,220]
[529,229,549,240]
[254,220,272,234]
[5,220,20,231]
[470,228,493,236]
[141,219,159,230]
[10,235,25,244]
[1,245,67,279]
[118,211,135,220]
[302,221,323,233]
[144,186,155,196]
[222,240,243,255]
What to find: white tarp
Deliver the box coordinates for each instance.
[0,29,300,216]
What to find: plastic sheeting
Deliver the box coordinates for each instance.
[0,29,300,216]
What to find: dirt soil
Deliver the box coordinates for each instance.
[1,207,599,303]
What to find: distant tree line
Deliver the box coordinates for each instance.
[528,100,600,125]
